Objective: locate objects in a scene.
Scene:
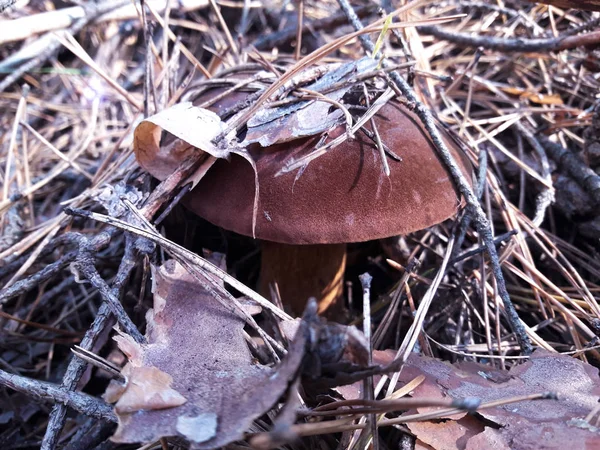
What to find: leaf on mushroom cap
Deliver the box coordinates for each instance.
[134,103,227,183]
[105,260,306,448]
[133,102,258,192]
[133,102,261,235]
[245,58,378,147]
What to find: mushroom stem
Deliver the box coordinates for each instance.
[259,242,347,317]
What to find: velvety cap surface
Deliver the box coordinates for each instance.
[184,101,472,244]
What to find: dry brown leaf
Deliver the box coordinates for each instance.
[111,365,187,414]
[105,260,306,448]
[397,351,600,450]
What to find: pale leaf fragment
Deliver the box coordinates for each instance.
[113,366,187,414]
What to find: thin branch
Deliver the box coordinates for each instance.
[41,236,144,450]
[337,0,532,353]
[0,368,116,422]
[537,134,600,205]
[417,25,600,52]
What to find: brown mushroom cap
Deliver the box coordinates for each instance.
[183,100,472,244]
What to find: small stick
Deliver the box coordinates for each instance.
[359,272,378,450]
[0,250,78,305]
[537,134,600,206]
[517,124,554,227]
[417,24,600,53]
[452,147,488,260]
[337,0,532,354]
[450,230,518,264]
[71,234,144,344]
[42,233,148,449]
[0,368,116,423]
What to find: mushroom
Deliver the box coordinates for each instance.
[136,87,472,317]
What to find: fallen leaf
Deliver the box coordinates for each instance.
[133,102,260,235]
[396,351,600,449]
[105,260,306,448]
[111,365,187,414]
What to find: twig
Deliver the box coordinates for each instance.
[62,419,115,450]
[450,230,519,265]
[452,146,487,259]
[536,134,600,206]
[0,0,16,12]
[417,25,600,52]
[337,0,532,353]
[517,124,554,227]
[41,236,145,450]
[0,251,78,305]
[0,368,116,422]
[70,233,144,343]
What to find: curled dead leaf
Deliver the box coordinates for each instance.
[109,365,187,414]
[134,104,227,183]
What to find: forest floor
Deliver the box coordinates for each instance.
[1,1,600,449]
